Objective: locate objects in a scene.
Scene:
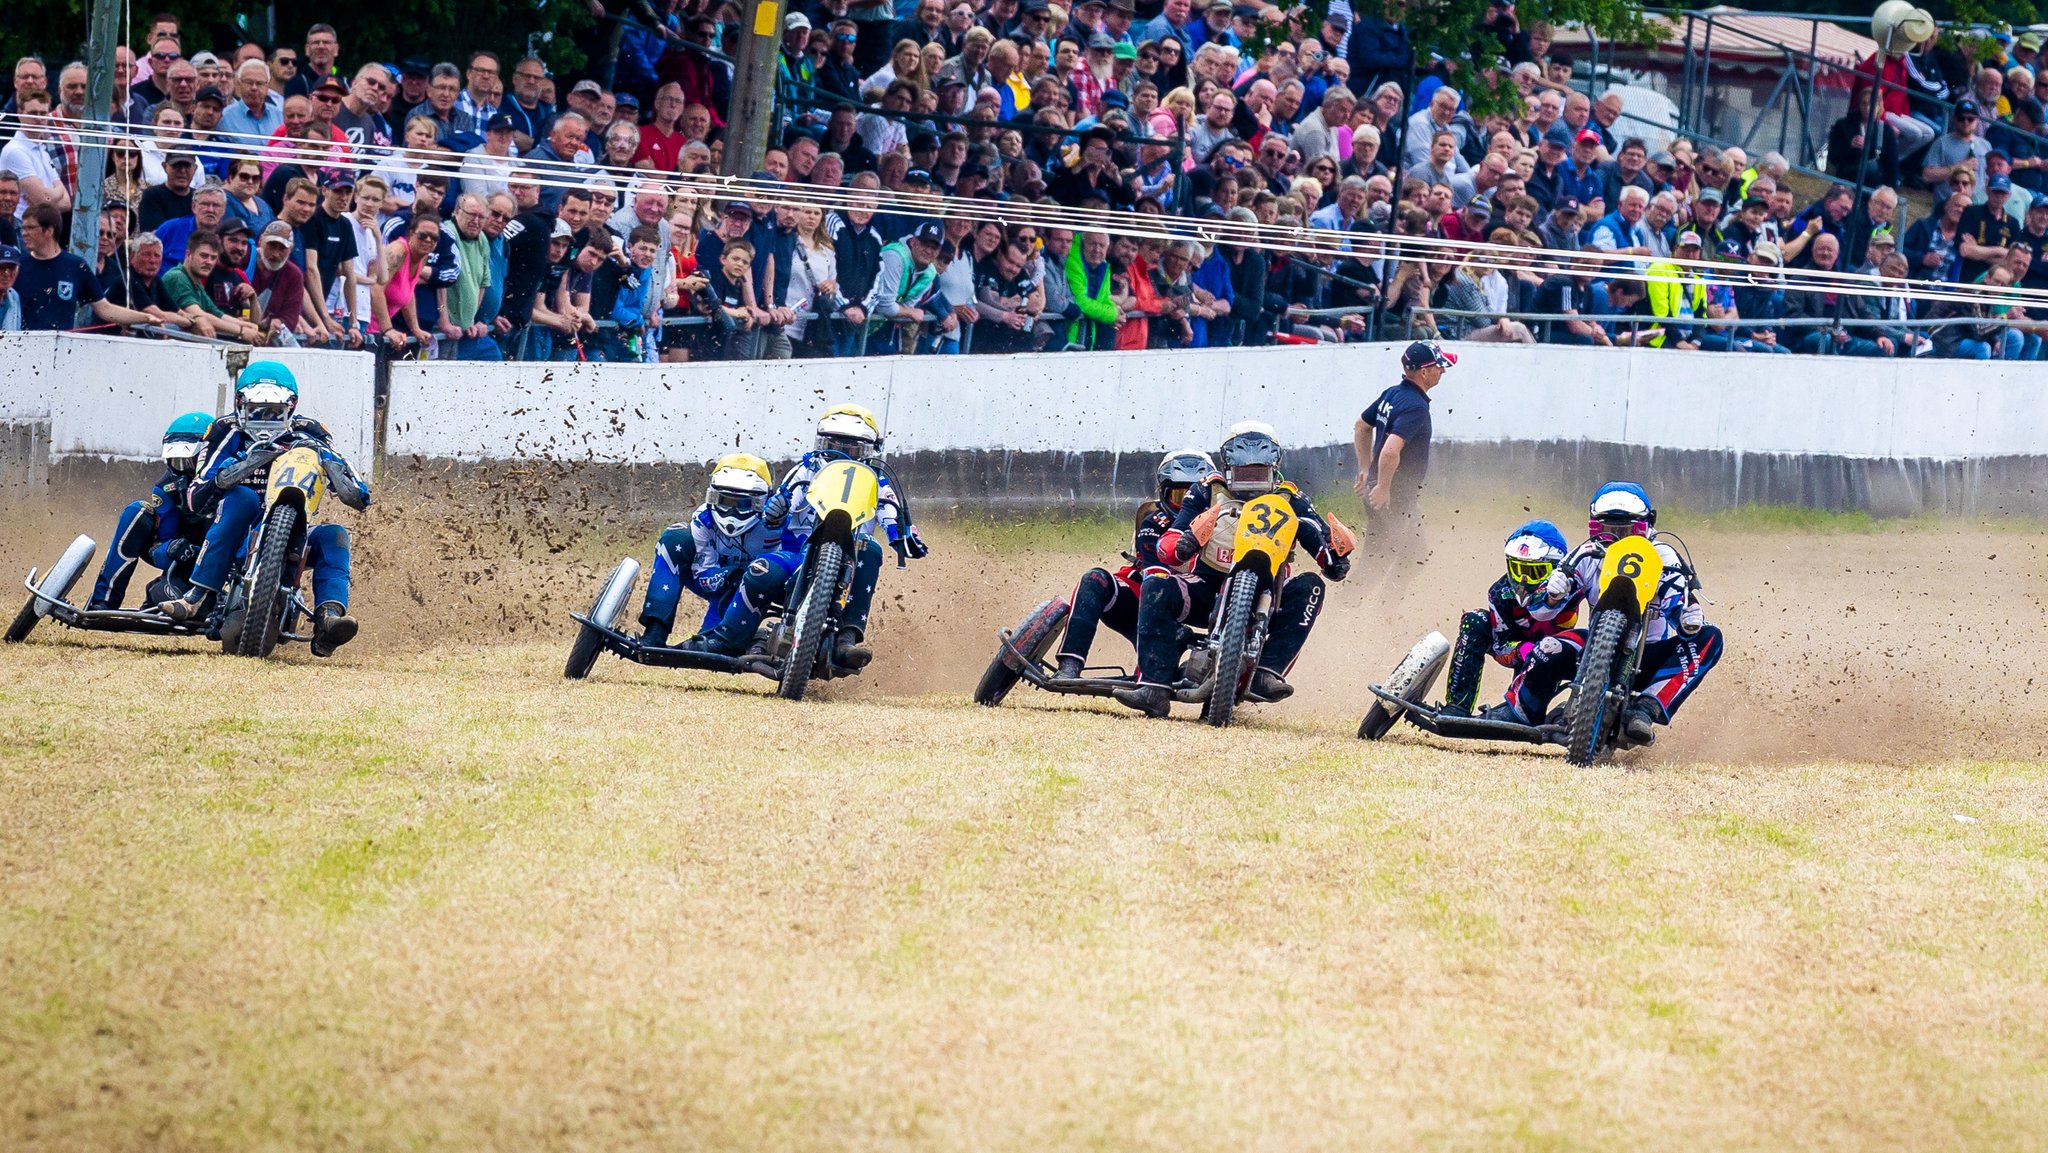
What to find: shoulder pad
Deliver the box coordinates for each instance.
[1134,499,1161,524]
[1276,480,1301,495]
[145,491,164,509]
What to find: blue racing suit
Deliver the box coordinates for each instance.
[695,450,910,654]
[1504,535,1723,724]
[88,467,212,609]
[1444,570,1589,715]
[638,506,778,639]
[185,416,371,609]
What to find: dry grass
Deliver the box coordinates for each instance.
[3,636,2047,1152]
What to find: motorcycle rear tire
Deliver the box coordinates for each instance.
[235,504,300,659]
[778,541,842,702]
[1565,609,1629,767]
[4,596,39,643]
[974,599,1069,707]
[1205,571,1259,729]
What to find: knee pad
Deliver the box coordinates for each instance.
[1139,576,1187,619]
[655,525,693,569]
[1076,567,1116,604]
[739,556,789,606]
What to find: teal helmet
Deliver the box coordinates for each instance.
[162,411,213,473]
[234,361,299,430]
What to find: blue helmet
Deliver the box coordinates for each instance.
[162,411,213,473]
[1588,482,1654,542]
[1504,519,1568,604]
[234,361,299,430]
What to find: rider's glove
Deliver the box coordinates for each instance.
[1680,600,1705,634]
[900,525,929,559]
[717,563,747,593]
[165,539,200,565]
[1536,635,1566,657]
[1189,503,1224,546]
[762,488,790,526]
[1543,569,1572,604]
[213,445,282,489]
[1321,551,1349,581]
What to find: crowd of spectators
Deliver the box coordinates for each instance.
[0,1,2044,362]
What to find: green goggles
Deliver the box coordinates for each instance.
[1506,557,1554,587]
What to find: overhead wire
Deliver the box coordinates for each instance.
[52,112,2044,311]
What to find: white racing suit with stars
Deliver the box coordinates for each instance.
[1504,535,1724,725]
[637,506,778,643]
[692,450,906,654]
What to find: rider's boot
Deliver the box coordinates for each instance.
[1112,682,1172,718]
[1054,655,1084,680]
[836,627,873,670]
[1478,701,1527,724]
[1623,698,1661,745]
[310,601,358,658]
[159,585,215,623]
[1248,668,1294,701]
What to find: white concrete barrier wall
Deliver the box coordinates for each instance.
[384,343,2042,465]
[0,333,378,479]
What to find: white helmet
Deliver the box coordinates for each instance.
[706,452,772,537]
[816,403,882,457]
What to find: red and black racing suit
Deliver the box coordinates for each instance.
[1057,499,1177,666]
[1131,478,1350,686]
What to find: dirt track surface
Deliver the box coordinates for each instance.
[5,470,2045,765]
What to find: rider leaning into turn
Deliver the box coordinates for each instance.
[1052,448,1212,679]
[87,412,217,612]
[680,404,928,666]
[160,361,372,658]
[1112,421,1353,718]
[1483,482,1723,744]
[1439,519,1589,718]
[635,453,777,649]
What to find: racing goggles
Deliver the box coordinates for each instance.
[161,438,206,470]
[709,486,763,518]
[1588,513,1649,542]
[235,382,297,431]
[1505,556,1554,588]
[1161,482,1193,509]
[1224,464,1276,494]
[816,433,872,458]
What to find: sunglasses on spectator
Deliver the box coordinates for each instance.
[313,91,341,102]
[275,55,298,66]
[836,33,857,41]
[151,50,179,61]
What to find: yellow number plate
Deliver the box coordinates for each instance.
[1599,536,1663,616]
[808,460,879,524]
[265,445,326,517]
[1230,492,1299,575]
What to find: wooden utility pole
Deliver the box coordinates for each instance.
[68,0,123,279]
[721,0,782,177]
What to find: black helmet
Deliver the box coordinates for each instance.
[1217,420,1281,496]
[1156,448,1214,510]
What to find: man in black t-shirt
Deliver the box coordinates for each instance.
[11,205,161,331]
[138,153,200,231]
[1354,338,1451,566]
[303,171,360,341]
[495,191,559,358]
[1958,173,2020,282]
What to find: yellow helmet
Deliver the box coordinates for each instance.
[713,451,773,488]
[816,403,882,456]
[707,453,773,536]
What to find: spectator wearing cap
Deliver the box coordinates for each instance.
[1557,127,1605,205]
[1537,196,1583,251]
[1071,32,1119,119]
[1357,338,1452,563]
[1685,187,1727,251]
[137,150,200,231]
[780,12,818,91]
[0,244,20,330]
[1985,149,2033,218]
[461,113,520,199]
[252,220,314,345]
[1643,229,1708,349]
[1852,224,1900,275]
[301,169,361,342]
[1923,100,1991,203]
[863,219,944,354]
[1958,172,2020,282]
[1525,121,1574,209]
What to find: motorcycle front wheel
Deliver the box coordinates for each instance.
[1565,608,1630,767]
[778,541,843,702]
[235,504,300,659]
[1205,570,1260,729]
